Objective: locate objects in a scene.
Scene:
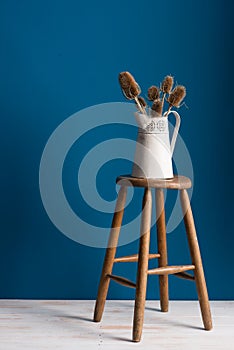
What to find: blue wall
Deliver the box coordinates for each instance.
[1,0,233,299]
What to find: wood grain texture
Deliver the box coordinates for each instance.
[116,175,192,189]
[93,186,127,323]
[133,188,152,342]
[180,189,213,331]
[156,189,169,312]
[114,253,160,263]
[148,265,195,275]
[0,300,233,349]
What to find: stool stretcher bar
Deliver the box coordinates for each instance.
[114,253,160,263]
[174,271,195,281]
[107,274,136,289]
[148,265,195,275]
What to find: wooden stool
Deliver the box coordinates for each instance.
[93,175,212,342]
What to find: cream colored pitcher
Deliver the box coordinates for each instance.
[132,110,181,179]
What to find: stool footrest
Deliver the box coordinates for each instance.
[107,274,136,288]
[174,271,195,281]
[114,253,160,263]
[148,265,195,275]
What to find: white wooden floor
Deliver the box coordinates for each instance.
[0,300,233,350]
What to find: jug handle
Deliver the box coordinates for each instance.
[163,110,181,154]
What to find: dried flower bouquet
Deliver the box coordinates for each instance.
[119,72,186,117]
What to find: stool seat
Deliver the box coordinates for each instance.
[116,174,192,189]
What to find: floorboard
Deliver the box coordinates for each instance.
[0,300,233,349]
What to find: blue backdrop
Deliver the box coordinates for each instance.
[1,0,233,299]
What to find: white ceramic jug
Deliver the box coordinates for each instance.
[132,110,181,179]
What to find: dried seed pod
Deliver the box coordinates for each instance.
[151,99,163,115]
[161,75,174,94]
[118,72,131,89]
[118,71,141,100]
[135,96,147,110]
[129,83,141,98]
[168,85,186,107]
[147,86,160,101]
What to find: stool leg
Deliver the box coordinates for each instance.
[133,188,152,342]
[180,189,212,330]
[156,189,169,312]
[93,186,127,322]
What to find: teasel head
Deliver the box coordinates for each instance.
[151,99,163,116]
[118,71,141,100]
[147,86,160,101]
[161,75,174,94]
[135,96,147,111]
[168,85,186,107]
